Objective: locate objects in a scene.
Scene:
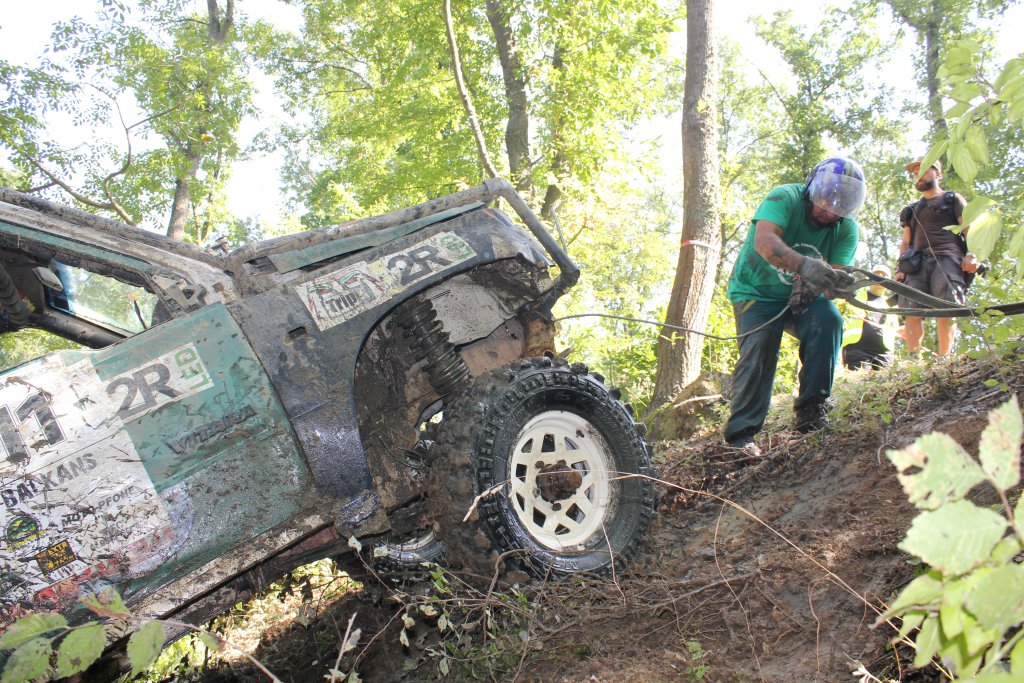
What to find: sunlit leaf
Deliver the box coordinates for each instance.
[887,434,985,510]
[994,57,1024,91]
[962,196,998,226]
[918,141,948,181]
[1009,225,1024,279]
[913,615,942,668]
[896,611,925,640]
[948,142,979,182]
[972,674,1019,683]
[899,501,1007,575]
[1012,637,1024,675]
[0,613,68,649]
[939,579,970,639]
[0,638,51,683]
[1008,96,1024,123]
[965,211,1002,261]
[195,631,220,653]
[56,623,106,676]
[978,396,1022,491]
[127,621,165,676]
[879,570,943,620]
[945,101,971,118]
[966,125,990,165]
[964,563,1024,633]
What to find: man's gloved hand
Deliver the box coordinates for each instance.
[797,256,846,292]
[789,258,857,314]
[797,257,856,297]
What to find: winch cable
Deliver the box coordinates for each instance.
[554,266,1024,341]
[554,308,792,342]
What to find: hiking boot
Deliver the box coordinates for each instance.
[726,434,762,458]
[794,402,829,434]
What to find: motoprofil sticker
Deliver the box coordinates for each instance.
[0,346,211,617]
[300,232,476,331]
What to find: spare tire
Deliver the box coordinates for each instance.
[427,358,656,578]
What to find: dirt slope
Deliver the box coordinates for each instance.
[191,354,1022,683]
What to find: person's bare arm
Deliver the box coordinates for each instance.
[753,220,806,272]
[899,225,911,253]
[895,225,911,281]
[958,211,979,273]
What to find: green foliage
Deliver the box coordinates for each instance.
[881,395,1024,678]
[126,622,165,677]
[55,624,105,677]
[0,0,254,238]
[552,177,678,410]
[0,587,234,682]
[751,7,897,181]
[413,565,539,679]
[264,0,677,225]
[924,39,1021,271]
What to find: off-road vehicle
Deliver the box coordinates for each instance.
[0,179,655,638]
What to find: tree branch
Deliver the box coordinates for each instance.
[23,154,135,224]
[443,0,498,179]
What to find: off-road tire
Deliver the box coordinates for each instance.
[426,357,656,578]
[370,530,444,571]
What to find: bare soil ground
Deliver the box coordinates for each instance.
[184,352,1024,683]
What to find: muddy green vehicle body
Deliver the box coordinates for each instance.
[0,180,577,630]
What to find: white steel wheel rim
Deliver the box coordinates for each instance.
[507,410,615,550]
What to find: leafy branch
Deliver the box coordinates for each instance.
[0,587,285,682]
[879,395,1024,679]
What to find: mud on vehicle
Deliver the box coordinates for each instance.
[0,179,655,648]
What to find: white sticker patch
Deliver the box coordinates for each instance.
[0,348,205,617]
[300,232,476,331]
[102,343,213,422]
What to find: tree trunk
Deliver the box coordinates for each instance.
[444,0,499,179]
[486,0,531,193]
[649,0,720,411]
[922,10,947,138]
[166,150,201,241]
[165,0,233,240]
[884,0,947,139]
[540,46,567,221]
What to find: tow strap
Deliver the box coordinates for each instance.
[835,266,1024,319]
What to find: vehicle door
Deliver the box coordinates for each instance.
[0,222,316,626]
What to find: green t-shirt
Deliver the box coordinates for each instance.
[727,184,859,302]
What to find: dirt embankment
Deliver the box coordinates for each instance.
[191,355,1021,683]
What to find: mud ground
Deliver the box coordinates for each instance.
[187,353,1023,683]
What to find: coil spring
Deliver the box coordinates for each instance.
[396,296,470,396]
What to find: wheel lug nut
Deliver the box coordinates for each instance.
[551,503,561,511]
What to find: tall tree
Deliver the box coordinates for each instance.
[0,0,253,241]
[267,0,676,225]
[649,0,720,410]
[486,0,530,193]
[752,8,892,181]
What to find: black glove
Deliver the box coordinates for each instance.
[797,256,845,292]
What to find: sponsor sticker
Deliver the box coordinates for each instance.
[0,347,204,620]
[300,232,476,331]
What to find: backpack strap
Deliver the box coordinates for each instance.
[942,191,968,255]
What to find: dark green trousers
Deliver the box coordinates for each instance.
[724,297,843,443]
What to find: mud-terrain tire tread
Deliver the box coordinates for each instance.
[426,357,656,579]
